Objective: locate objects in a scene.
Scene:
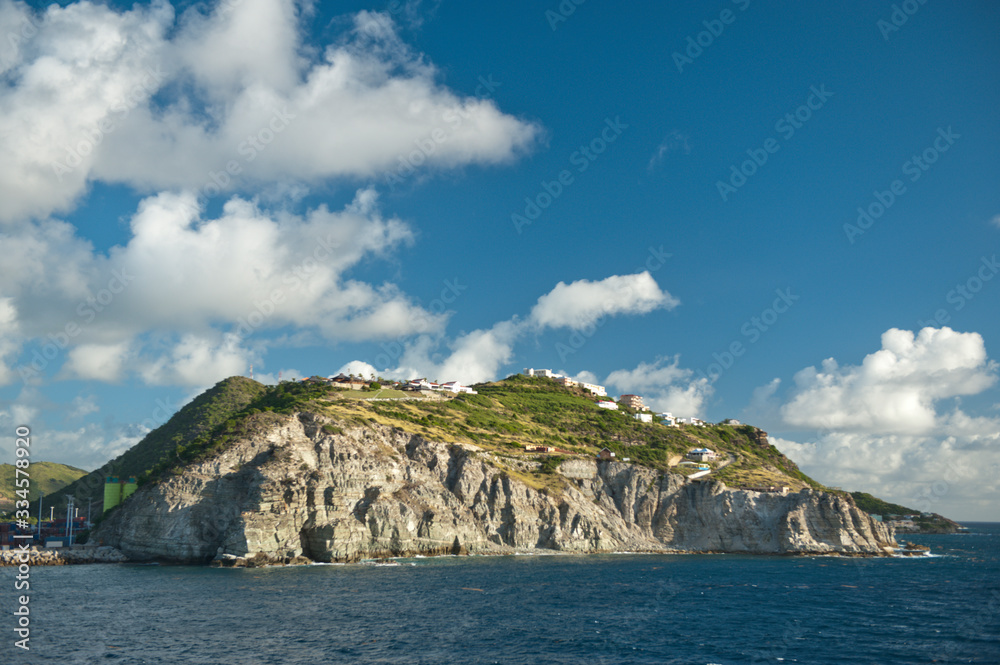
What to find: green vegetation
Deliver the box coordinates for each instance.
[0,461,88,508]
[46,376,269,512]
[41,373,878,511]
[849,492,918,516]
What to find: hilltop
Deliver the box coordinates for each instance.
[47,376,268,514]
[124,373,823,496]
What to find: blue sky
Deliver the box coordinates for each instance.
[0,0,998,519]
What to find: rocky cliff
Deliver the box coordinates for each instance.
[92,412,896,563]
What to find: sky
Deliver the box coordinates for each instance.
[0,0,998,520]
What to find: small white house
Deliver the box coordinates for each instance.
[440,381,478,395]
[581,382,607,397]
[658,412,678,427]
[634,413,653,423]
[597,401,619,411]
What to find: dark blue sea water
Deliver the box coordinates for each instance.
[3,524,999,664]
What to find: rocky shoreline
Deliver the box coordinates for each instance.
[92,413,897,564]
[0,545,129,566]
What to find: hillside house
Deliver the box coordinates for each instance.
[597,448,616,461]
[634,412,653,423]
[555,376,578,388]
[686,448,717,462]
[618,394,647,411]
[580,382,607,396]
[523,368,557,378]
[597,401,619,410]
[328,374,368,390]
[440,381,478,394]
[658,412,678,427]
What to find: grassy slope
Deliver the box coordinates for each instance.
[46,376,269,512]
[179,374,827,494]
[50,375,921,519]
[0,461,88,507]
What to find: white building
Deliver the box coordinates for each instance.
[686,448,712,461]
[580,382,607,397]
[440,381,478,395]
[686,448,717,462]
[597,401,619,411]
[524,368,558,378]
[634,413,653,423]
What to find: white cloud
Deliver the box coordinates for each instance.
[0,0,540,222]
[1,188,446,387]
[780,327,997,434]
[384,319,522,384]
[529,272,678,331]
[773,421,1000,521]
[68,394,99,419]
[991,214,1000,229]
[138,333,250,387]
[647,130,690,170]
[62,341,132,382]
[605,356,712,417]
[766,326,1000,521]
[337,360,379,380]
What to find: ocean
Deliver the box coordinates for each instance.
[4,524,999,664]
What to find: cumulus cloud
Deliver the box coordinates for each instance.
[62,341,132,382]
[765,327,1000,520]
[2,188,444,387]
[605,356,712,417]
[380,319,522,384]
[773,421,1000,521]
[780,327,997,434]
[0,0,539,222]
[337,360,379,380]
[529,272,678,331]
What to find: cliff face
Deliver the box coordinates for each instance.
[92,413,896,563]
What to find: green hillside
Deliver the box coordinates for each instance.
[47,376,268,512]
[134,374,828,495]
[849,491,917,516]
[38,373,945,525]
[0,461,88,509]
